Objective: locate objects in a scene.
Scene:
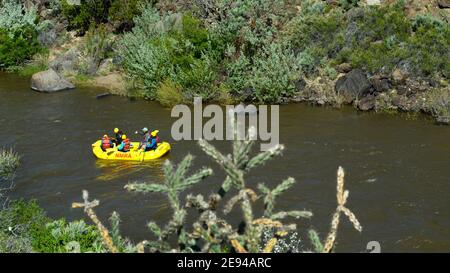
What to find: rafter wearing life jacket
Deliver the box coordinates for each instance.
[101,135,112,151]
[118,135,131,152]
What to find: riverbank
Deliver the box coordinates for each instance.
[1,0,449,124]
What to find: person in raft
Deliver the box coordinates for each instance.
[145,130,161,151]
[100,135,113,151]
[135,127,151,150]
[117,135,131,152]
[112,128,124,145]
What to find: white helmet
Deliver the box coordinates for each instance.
[142,127,149,133]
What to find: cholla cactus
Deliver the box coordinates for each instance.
[322,167,362,253]
[258,178,312,220]
[198,125,283,196]
[125,154,212,252]
[72,190,118,253]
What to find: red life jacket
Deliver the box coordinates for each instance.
[155,136,161,143]
[122,138,131,152]
[101,136,111,150]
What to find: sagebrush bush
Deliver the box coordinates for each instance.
[0,0,38,30]
[0,148,20,182]
[33,219,105,253]
[227,43,303,103]
[0,1,41,69]
[61,0,147,33]
[61,0,110,34]
[0,199,105,253]
[0,27,42,69]
[156,80,184,107]
[281,1,450,79]
[426,88,450,124]
[109,0,147,32]
[82,24,114,75]
[407,17,450,78]
[120,4,219,99]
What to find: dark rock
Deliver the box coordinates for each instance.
[112,55,123,65]
[31,69,75,92]
[372,75,391,93]
[96,92,111,99]
[392,68,408,84]
[438,0,450,8]
[294,77,307,91]
[337,63,352,73]
[241,87,255,101]
[357,95,376,111]
[335,69,372,103]
[38,27,57,47]
[397,86,408,96]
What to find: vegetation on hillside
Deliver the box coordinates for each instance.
[0,0,42,69]
[0,0,448,121]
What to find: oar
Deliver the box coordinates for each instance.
[140,149,145,162]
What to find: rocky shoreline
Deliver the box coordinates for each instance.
[4,0,449,125]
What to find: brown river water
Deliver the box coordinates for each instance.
[1,72,449,252]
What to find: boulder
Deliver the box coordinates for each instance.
[357,95,376,111]
[392,68,408,84]
[372,75,391,93]
[438,0,450,8]
[49,48,80,74]
[90,73,126,95]
[294,77,307,91]
[337,63,352,73]
[31,69,75,92]
[38,26,57,47]
[335,69,372,103]
[98,58,114,75]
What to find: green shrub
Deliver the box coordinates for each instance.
[0,199,49,253]
[0,148,20,182]
[60,0,148,33]
[0,1,41,69]
[0,199,105,253]
[156,80,184,107]
[227,43,303,103]
[0,0,38,30]
[61,0,110,34]
[109,0,147,32]
[32,219,104,253]
[426,88,450,124]
[120,4,219,100]
[0,199,43,253]
[82,24,114,75]
[204,0,293,58]
[0,27,41,68]
[15,51,49,76]
[283,8,345,73]
[407,17,450,77]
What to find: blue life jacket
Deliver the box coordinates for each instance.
[146,137,157,149]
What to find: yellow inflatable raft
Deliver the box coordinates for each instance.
[92,140,171,161]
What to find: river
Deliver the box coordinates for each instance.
[1,72,449,252]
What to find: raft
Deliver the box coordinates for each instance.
[92,140,171,161]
